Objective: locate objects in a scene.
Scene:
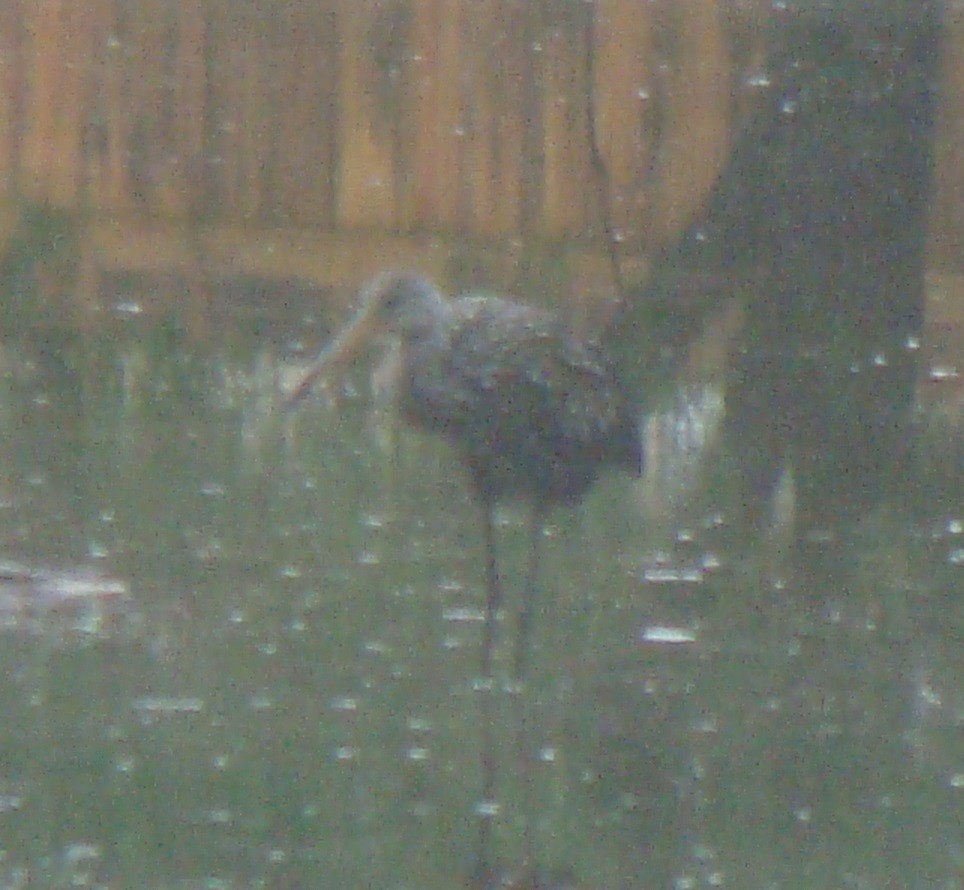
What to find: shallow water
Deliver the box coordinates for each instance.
[0,321,959,889]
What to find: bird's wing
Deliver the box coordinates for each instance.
[444,298,627,445]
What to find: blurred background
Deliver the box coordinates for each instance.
[0,1,960,887]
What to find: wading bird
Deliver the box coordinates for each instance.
[287,273,641,881]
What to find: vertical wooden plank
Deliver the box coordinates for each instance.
[435,0,463,228]
[336,0,395,229]
[409,0,463,229]
[20,0,61,201]
[461,0,528,238]
[171,1,207,219]
[111,0,181,216]
[518,4,546,237]
[540,19,590,238]
[51,0,96,206]
[539,21,564,238]
[255,12,280,224]
[930,10,964,266]
[211,0,275,225]
[100,0,131,212]
[156,4,188,216]
[591,0,653,244]
[268,0,305,222]
[238,9,268,222]
[650,0,730,246]
[377,1,415,232]
[267,0,313,223]
[0,0,24,201]
[77,0,108,210]
[120,0,202,220]
[409,0,441,228]
[216,2,243,219]
[299,1,339,226]
[203,0,241,221]
[459,3,498,236]
[70,0,110,321]
[491,0,528,237]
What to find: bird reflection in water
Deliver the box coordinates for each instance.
[288,273,641,884]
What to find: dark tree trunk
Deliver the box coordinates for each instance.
[607,0,943,530]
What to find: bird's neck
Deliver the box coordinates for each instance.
[397,293,452,347]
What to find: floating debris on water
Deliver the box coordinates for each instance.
[330,696,358,712]
[442,606,485,623]
[638,625,699,645]
[0,559,130,635]
[928,365,960,381]
[0,793,23,814]
[333,745,359,762]
[641,565,705,584]
[0,560,127,602]
[474,799,501,818]
[362,639,390,656]
[132,697,205,716]
[405,746,430,761]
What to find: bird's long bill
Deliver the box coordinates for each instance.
[285,293,386,409]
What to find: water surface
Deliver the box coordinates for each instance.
[0,313,959,889]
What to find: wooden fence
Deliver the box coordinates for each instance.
[0,0,961,315]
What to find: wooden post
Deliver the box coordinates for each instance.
[336,0,396,229]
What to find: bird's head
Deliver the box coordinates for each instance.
[375,274,445,332]
[286,273,448,408]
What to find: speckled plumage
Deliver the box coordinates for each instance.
[378,276,642,506]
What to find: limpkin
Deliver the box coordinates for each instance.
[289,273,640,672]
[287,273,641,877]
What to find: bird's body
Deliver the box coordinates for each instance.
[289,274,640,508]
[389,289,641,507]
[288,273,641,881]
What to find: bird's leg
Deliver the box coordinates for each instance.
[513,501,545,874]
[514,501,545,682]
[481,500,503,679]
[476,497,503,883]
